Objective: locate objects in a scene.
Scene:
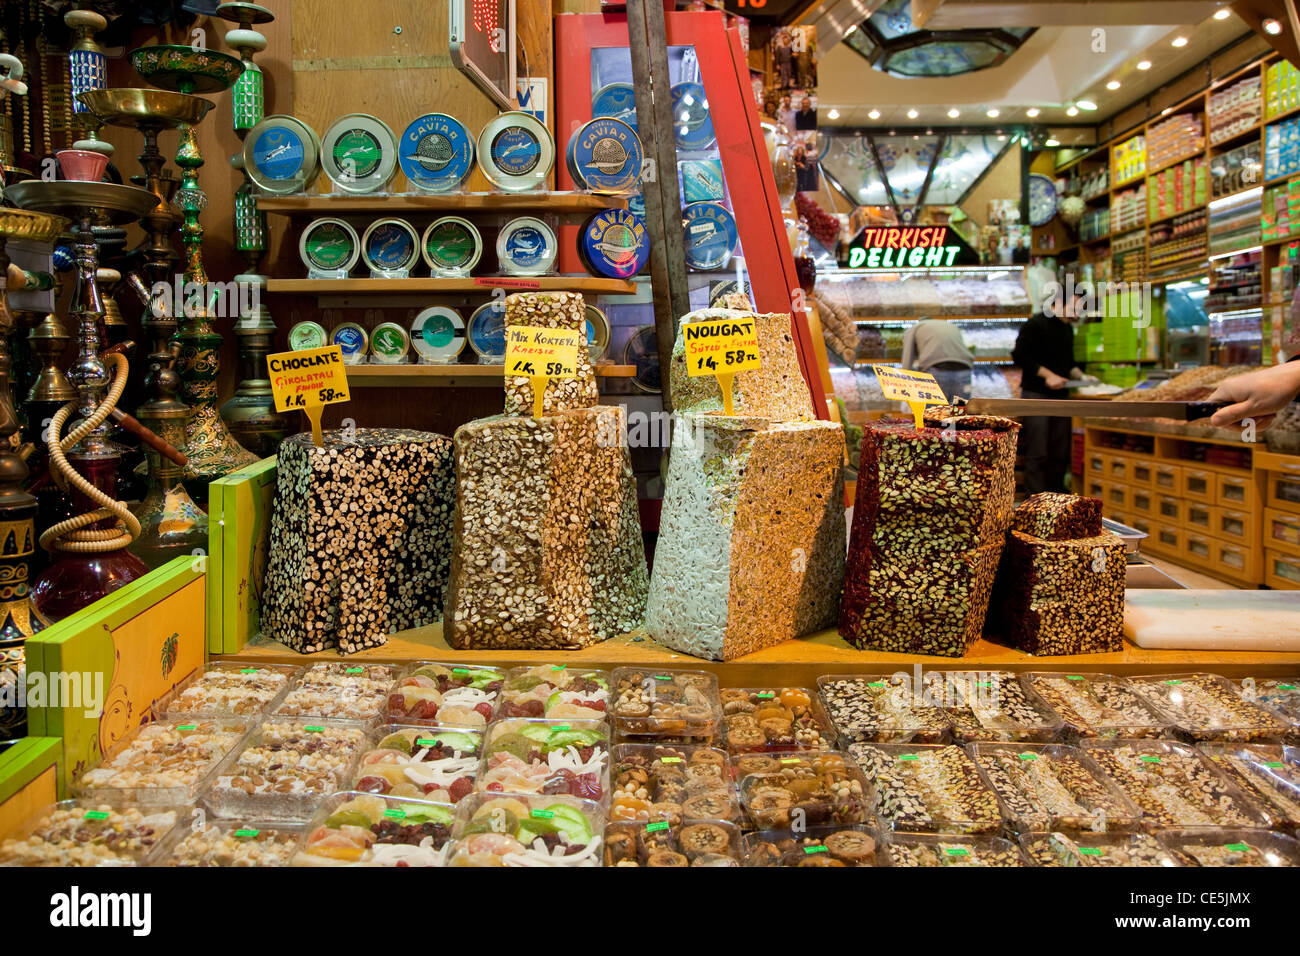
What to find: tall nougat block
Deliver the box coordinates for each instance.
[444,406,648,649]
[502,291,599,416]
[669,307,816,421]
[1010,492,1104,541]
[645,416,846,660]
[261,429,455,655]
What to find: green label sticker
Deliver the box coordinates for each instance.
[530,809,554,819]
[234,828,260,839]
[804,845,829,854]
[550,725,571,733]
[756,692,775,699]
[1018,753,1038,761]
[177,724,197,731]
[659,757,682,764]
[240,668,258,674]
[84,811,110,821]
[416,738,439,747]
[1139,755,1161,763]
[1264,762,1285,769]
[645,821,670,832]
[867,682,886,688]
[780,758,800,765]
[975,682,992,688]
[1224,843,1251,852]
[551,665,566,671]
[898,754,919,761]
[1163,680,1184,685]
[304,725,324,733]
[653,675,672,681]
[944,847,969,856]
[1066,676,1084,680]
[383,808,406,819]
[1280,684,1297,690]
[344,667,363,674]
[453,668,469,675]
[1079,847,1103,856]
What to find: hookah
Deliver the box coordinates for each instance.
[0,51,28,174]
[64,7,113,157]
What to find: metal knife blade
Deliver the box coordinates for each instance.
[960,398,1228,420]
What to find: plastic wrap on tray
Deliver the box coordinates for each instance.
[816,674,951,745]
[743,825,885,867]
[736,751,870,829]
[73,718,248,806]
[1242,678,1300,743]
[351,724,481,802]
[478,718,609,800]
[1158,828,1300,867]
[151,820,303,867]
[849,742,1004,834]
[271,662,397,721]
[156,661,300,718]
[719,687,833,752]
[1019,830,1181,867]
[610,667,722,740]
[970,743,1142,833]
[884,833,1024,867]
[1024,672,1171,741]
[924,671,1063,743]
[384,661,504,728]
[1198,744,1300,833]
[604,819,743,867]
[0,802,180,866]
[610,743,739,824]
[1129,673,1290,743]
[446,793,604,867]
[294,792,456,866]
[495,664,610,720]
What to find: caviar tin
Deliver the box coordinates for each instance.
[708,280,751,308]
[496,216,557,276]
[477,111,554,191]
[361,218,420,276]
[680,158,724,203]
[321,113,398,194]
[244,114,321,194]
[331,322,369,364]
[466,301,508,363]
[624,324,661,394]
[421,216,482,277]
[410,306,466,364]
[585,304,610,362]
[567,117,643,194]
[580,207,648,279]
[398,112,475,193]
[369,321,410,364]
[591,82,638,132]
[287,320,328,351]
[682,201,737,271]
[298,217,360,277]
[670,82,715,150]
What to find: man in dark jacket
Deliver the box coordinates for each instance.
[1012,290,1086,493]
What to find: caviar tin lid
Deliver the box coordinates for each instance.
[624,324,661,393]
[370,321,410,364]
[299,217,360,275]
[288,320,328,351]
[670,82,715,151]
[399,113,475,194]
[496,216,557,276]
[708,280,753,308]
[331,321,369,362]
[466,301,508,363]
[580,207,648,279]
[591,82,638,132]
[477,111,554,192]
[680,158,724,203]
[421,216,482,276]
[567,117,643,194]
[361,218,420,275]
[321,113,398,194]
[411,306,466,363]
[682,201,737,271]
[585,304,610,362]
[244,115,321,194]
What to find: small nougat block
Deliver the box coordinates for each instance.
[669,307,816,421]
[444,405,648,649]
[645,415,846,660]
[502,291,599,416]
[1011,492,1103,541]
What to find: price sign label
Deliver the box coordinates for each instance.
[870,365,948,429]
[267,345,351,448]
[505,325,580,418]
[683,316,761,415]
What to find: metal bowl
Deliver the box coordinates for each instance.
[0,207,70,242]
[4,181,160,226]
[129,46,244,95]
[77,88,214,130]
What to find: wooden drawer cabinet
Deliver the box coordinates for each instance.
[1129,487,1155,517]
[1154,463,1181,494]
[1106,483,1129,511]
[1185,501,1213,533]
[1181,468,1215,503]
[1149,523,1183,555]
[1213,539,1259,584]
[1264,508,1300,558]
[1087,479,1105,500]
[1087,452,1106,477]
[1130,460,1154,487]
[1212,507,1255,546]
[1266,470,1300,516]
[1156,495,1183,525]
[1184,531,1214,565]
[1264,548,1300,589]
[1108,456,1130,483]
[1130,514,1153,537]
[1215,472,1253,509]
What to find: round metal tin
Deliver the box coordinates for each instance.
[411,306,466,364]
[321,113,398,194]
[399,113,474,193]
[624,324,661,394]
[370,321,410,363]
[682,201,737,271]
[670,82,715,151]
[421,216,482,276]
[580,207,648,279]
[467,301,508,363]
[361,217,420,275]
[496,216,557,276]
[591,82,638,133]
[477,111,554,192]
[244,114,320,194]
[585,304,610,362]
[287,320,328,351]
[568,117,642,194]
[298,217,360,275]
[331,321,369,363]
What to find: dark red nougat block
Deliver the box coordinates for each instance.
[1010,492,1103,541]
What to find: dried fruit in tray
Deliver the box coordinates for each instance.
[1130,673,1290,743]
[885,833,1024,867]
[1019,830,1181,867]
[479,719,609,801]
[496,664,609,720]
[610,743,738,824]
[849,742,1003,834]
[736,751,870,829]
[720,687,832,752]
[970,744,1142,833]
[604,819,743,867]
[1025,672,1170,740]
[924,671,1063,743]
[1159,829,1300,867]
[351,725,481,803]
[610,667,722,738]
[0,802,179,866]
[296,793,456,866]
[157,821,302,867]
[1198,744,1300,833]
[447,794,604,867]
[74,719,246,804]
[816,674,951,744]
[159,662,299,718]
[743,825,884,867]
[272,662,396,721]
[1242,678,1300,743]
[384,662,504,727]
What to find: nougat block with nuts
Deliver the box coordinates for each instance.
[502,291,599,417]
[645,415,846,661]
[444,405,649,649]
[1010,492,1103,541]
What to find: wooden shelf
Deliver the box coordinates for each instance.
[1208,123,1262,150]
[345,363,637,387]
[265,276,638,295]
[1145,149,1207,178]
[1147,207,1205,229]
[256,191,625,217]
[1083,192,1110,206]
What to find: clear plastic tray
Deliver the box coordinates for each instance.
[384,660,505,727]
[1020,830,1181,867]
[1197,744,1300,834]
[148,819,304,867]
[350,724,482,803]
[923,671,1064,744]
[294,791,457,866]
[446,792,605,867]
[610,743,739,825]
[735,751,871,829]
[610,667,722,739]
[743,824,886,867]
[1158,828,1300,867]
[495,664,610,721]
[816,674,952,745]
[1129,673,1290,743]
[271,663,396,721]
[970,742,1143,833]
[605,818,743,867]
[154,661,301,719]
[849,742,1004,835]
[1240,678,1300,743]
[73,717,250,806]
[0,800,181,866]
[479,718,609,801]
[1023,672,1172,741]
[719,686,835,753]
[883,832,1025,867]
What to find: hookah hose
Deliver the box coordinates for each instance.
[40,352,142,553]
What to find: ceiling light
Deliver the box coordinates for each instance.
[997,134,1006,141]
[1265,18,1283,35]
[948,108,960,118]
[1213,7,1230,18]
[1067,106,1079,116]
[1077,100,1097,111]
[827,108,840,120]
[986,108,999,118]
[1171,36,1188,47]
[1106,80,1121,90]
[1137,60,1152,70]
[907,108,918,119]
[1045,138,1060,147]
[1026,107,1040,117]
[868,109,880,120]
[845,23,857,36]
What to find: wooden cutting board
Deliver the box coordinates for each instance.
[1126,590,1300,651]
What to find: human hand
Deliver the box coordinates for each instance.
[1208,362,1300,426]
[1043,372,1069,390]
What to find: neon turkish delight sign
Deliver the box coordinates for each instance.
[842,225,978,269]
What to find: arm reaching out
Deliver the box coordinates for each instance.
[1208,362,1300,426]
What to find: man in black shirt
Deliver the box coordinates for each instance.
[1012,290,1086,493]
[795,96,817,130]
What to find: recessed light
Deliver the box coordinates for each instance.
[827,108,840,120]
[1045,138,1060,147]
[986,108,1000,118]
[868,109,880,120]
[1137,60,1152,70]
[1106,80,1121,90]
[907,108,918,119]
[997,134,1006,141]
[1213,7,1230,18]
[1077,100,1097,111]
[1265,18,1283,35]
[1171,36,1188,47]
[948,108,960,118]
[1067,106,1079,116]
[1026,107,1040,117]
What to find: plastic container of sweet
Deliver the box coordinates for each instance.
[1022,672,1171,741]
[883,832,1026,867]
[271,662,396,721]
[494,664,610,721]
[0,800,182,867]
[743,824,887,867]
[605,818,743,867]
[735,751,871,829]
[1019,830,1182,867]
[384,661,504,728]
[445,792,605,867]
[478,718,610,801]
[610,743,739,824]
[350,723,482,803]
[148,819,305,867]
[719,686,835,753]
[849,742,1004,835]
[1197,743,1300,834]
[73,717,250,807]
[153,661,301,719]
[294,791,457,866]
[816,673,952,745]
[1157,828,1300,867]
[923,670,1064,744]
[1129,673,1291,743]
[609,667,722,740]
[1241,678,1300,743]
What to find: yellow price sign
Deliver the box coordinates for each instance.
[266,345,351,447]
[683,316,762,415]
[505,325,580,418]
[870,365,948,429]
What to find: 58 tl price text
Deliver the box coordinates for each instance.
[511,360,570,376]
[695,350,759,373]
[284,387,344,409]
